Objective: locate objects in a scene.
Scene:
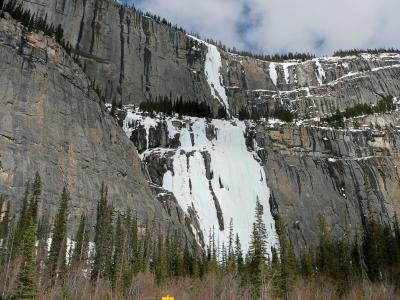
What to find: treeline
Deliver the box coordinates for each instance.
[0,173,298,299]
[322,96,396,127]
[333,48,400,57]
[300,214,400,295]
[139,97,215,118]
[0,174,204,298]
[188,32,315,62]
[0,0,73,55]
[2,174,400,298]
[116,2,187,35]
[238,106,295,122]
[227,50,315,62]
[138,99,296,123]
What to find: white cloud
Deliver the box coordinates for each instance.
[132,0,400,55]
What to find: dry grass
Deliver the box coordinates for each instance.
[291,278,400,300]
[2,263,400,300]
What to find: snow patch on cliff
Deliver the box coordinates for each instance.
[162,118,277,251]
[315,59,326,85]
[188,35,229,111]
[269,62,278,86]
[122,108,277,251]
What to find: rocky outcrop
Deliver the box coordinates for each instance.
[15,0,400,119]
[127,109,400,252]
[4,0,400,254]
[0,16,192,236]
[223,53,400,118]
[252,118,400,251]
[17,0,220,110]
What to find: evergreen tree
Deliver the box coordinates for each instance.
[206,227,218,274]
[92,183,114,280]
[14,182,31,255]
[248,199,269,298]
[299,247,314,278]
[227,218,236,273]
[167,230,182,277]
[36,215,50,279]
[155,234,168,284]
[275,214,298,296]
[270,246,282,295]
[235,233,244,275]
[191,240,200,278]
[71,213,88,268]
[0,199,11,265]
[350,234,362,280]
[129,214,141,275]
[183,239,193,276]
[317,215,332,275]
[238,106,250,120]
[0,197,9,241]
[111,215,124,287]
[362,217,384,281]
[47,186,69,279]
[10,214,37,300]
[29,172,41,224]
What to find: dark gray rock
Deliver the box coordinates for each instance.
[0,17,192,237]
[252,121,400,251]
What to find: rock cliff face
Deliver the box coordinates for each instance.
[3,0,400,252]
[18,0,220,110]
[127,109,400,251]
[16,0,400,118]
[251,120,400,250]
[223,54,400,117]
[0,16,192,235]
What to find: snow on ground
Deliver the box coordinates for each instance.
[269,62,278,86]
[188,35,229,111]
[123,109,277,252]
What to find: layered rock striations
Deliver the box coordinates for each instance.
[2,0,400,252]
[0,16,192,235]
[127,109,400,251]
[251,119,400,250]
[16,0,400,118]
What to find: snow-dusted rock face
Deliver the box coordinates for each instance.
[122,107,400,252]
[188,36,229,111]
[223,53,400,117]
[8,0,400,254]
[124,110,277,251]
[15,0,400,119]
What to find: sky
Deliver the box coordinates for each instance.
[126,0,400,56]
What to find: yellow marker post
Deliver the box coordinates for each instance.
[162,296,174,300]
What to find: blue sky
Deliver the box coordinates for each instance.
[124,0,400,56]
